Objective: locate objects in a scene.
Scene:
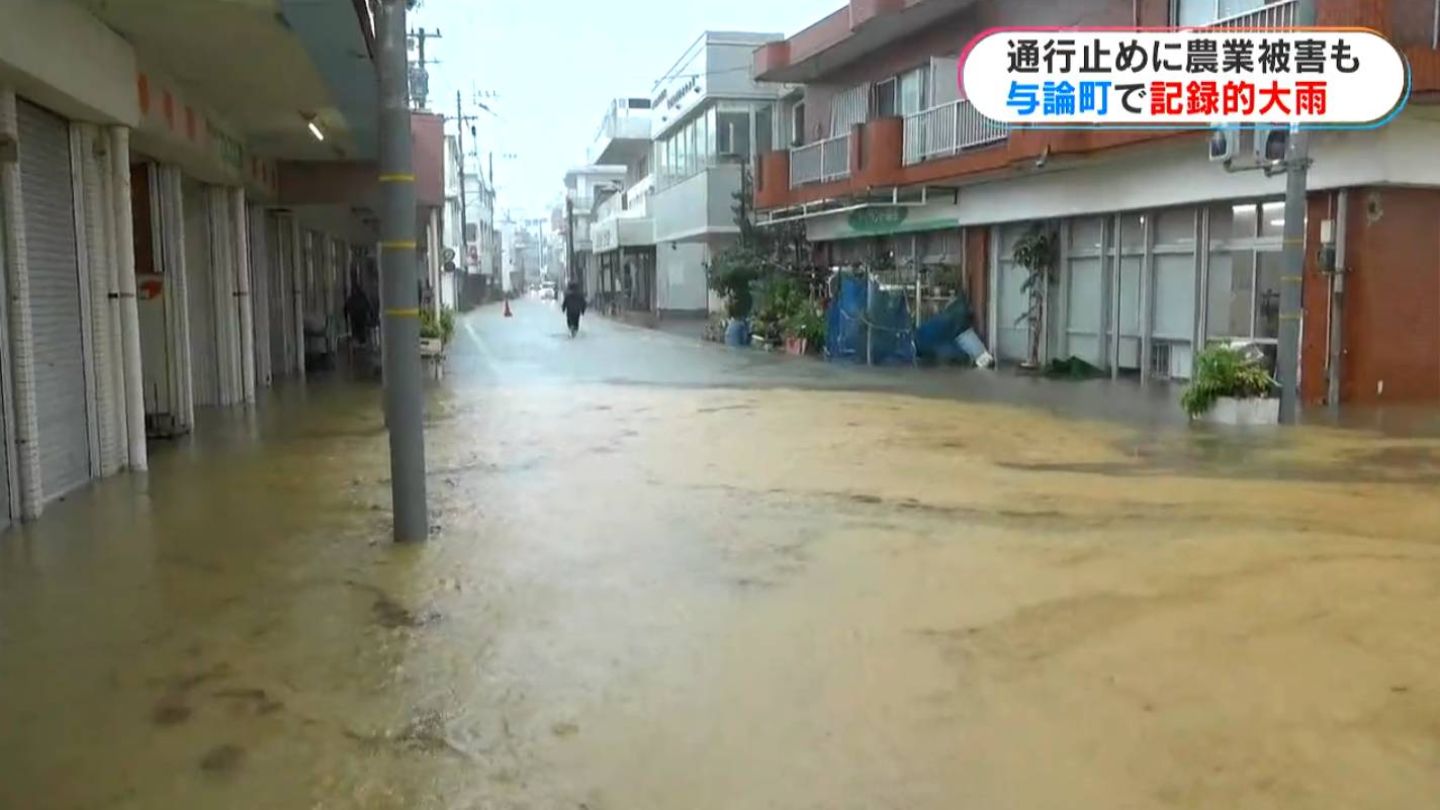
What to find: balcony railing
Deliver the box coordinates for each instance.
[902,99,1008,166]
[790,132,851,187]
[1204,0,1297,29]
[594,175,654,221]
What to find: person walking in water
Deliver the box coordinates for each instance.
[344,278,373,348]
[561,281,587,338]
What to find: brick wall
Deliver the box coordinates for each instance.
[1302,187,1440,405]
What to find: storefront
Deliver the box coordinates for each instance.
[995,198,1286,380]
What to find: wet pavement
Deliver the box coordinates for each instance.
[4,299,1440,809]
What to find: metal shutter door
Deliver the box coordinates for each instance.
[183,177,218,407]
[18,101,91,501]
[266,213,288,375]
[0,185,12,524]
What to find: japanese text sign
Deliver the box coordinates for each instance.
[962,30,1407,127]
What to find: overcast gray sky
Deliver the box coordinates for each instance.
[412,0,840,220]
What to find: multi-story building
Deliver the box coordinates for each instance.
[753,0,1440,405]
[0,0,403,524]
[649,31,789,314]
[588,98,658,314]
[562,164,628,294]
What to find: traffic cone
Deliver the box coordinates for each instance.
[503,299,512,318]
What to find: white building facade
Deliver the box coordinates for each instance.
[562,164,627,296]
[649,31,786,314]
[587,98,658,314]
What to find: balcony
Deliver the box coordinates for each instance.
[1203,0,1297,29]
[588,98,654,166]
[789,132,852,187]
[902,99,1008,166]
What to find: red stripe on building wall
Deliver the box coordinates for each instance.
[137,74,150,116]
[163,90,174,130]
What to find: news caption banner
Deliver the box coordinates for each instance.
[961,29,1408,128]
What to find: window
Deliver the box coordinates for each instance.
[874,78,898,118]
[1206,201,1285,342]
[755,105,773,155]
[702,108,715,167]
[899,66,929,116]
[716,111,750,158]
[830,84,869,134]
[791,101,805,147]
[1175,0,1266,25]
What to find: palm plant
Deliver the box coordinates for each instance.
[1011,223,1059,369]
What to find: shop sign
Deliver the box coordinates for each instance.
[847,207,910,235]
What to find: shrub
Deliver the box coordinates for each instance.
[1181,345,1277,418]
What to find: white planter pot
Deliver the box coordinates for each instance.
[1203,396,1279,426]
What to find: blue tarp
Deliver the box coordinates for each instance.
[914,295,975,361]
[825,274,916,365]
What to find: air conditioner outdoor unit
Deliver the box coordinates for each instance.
[1254,125,1290,164]
[1208,125,1237,162]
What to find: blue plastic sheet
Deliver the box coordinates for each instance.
[825,274,915,365]
[914,295,974,361]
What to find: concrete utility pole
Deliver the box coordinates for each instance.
[454,91,470,274]
[378,0,428,542]
[407,27,441,110]
[1277,0,1316,425]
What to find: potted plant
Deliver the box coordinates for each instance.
[783,306,825,356]
[706,248,763,347]
[1011,223,1060,370]
[419,308,452,357]
[753,274,805,348]
[1181,344,1279,425]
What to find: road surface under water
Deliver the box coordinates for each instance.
[3,300,1440,809]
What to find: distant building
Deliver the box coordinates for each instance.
[443,132,497,307]
[562,164,628,294]
[587,98,657,314]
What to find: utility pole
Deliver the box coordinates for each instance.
[407,27,441,110]
[378,0,428,542]
[454,90,471,275]
[1277,0,1316,425]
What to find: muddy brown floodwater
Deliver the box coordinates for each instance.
[3,302,1440,810]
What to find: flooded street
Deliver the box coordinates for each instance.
[4,300,1440,809]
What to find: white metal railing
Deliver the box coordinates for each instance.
[622,174,653,215]
[902,99,1008,166]
[789,132,851,188]
[1205,0,1297,29]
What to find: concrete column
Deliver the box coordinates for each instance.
[249,206,271,389]
[0,88,45,518]
[103,139,129,465]
[232,188,255,403]
[109,127,147,471]
[291,216,305,380]
[78,125,119,476]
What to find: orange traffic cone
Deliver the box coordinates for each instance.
[503,299,512,318]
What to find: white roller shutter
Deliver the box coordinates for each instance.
[183,176,218,407]
[266,212,288,377]
[18,101,91,501]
